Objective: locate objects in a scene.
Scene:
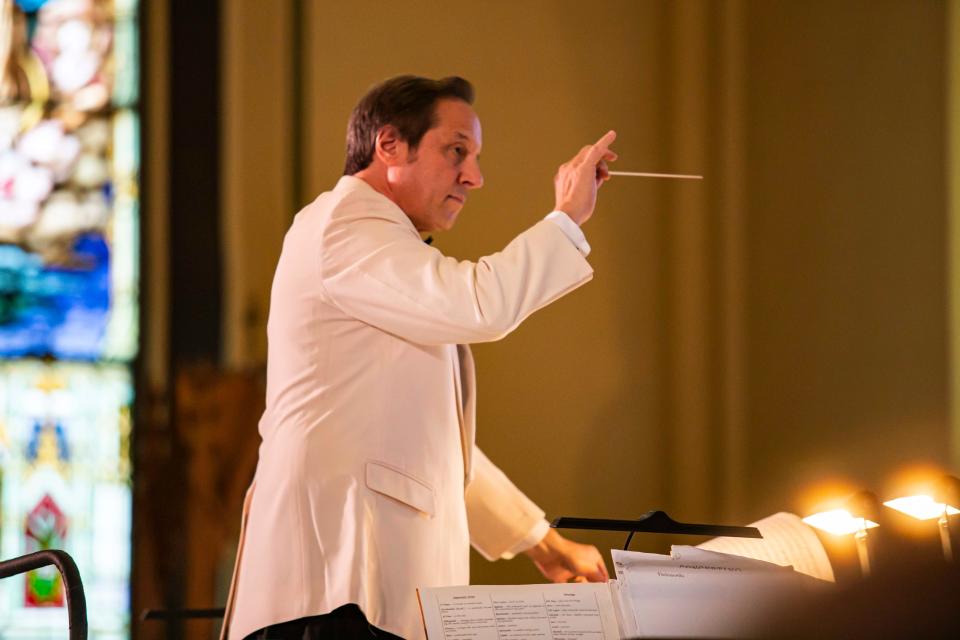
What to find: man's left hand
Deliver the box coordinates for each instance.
[523,529,609,583]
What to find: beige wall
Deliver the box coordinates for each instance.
[742,0,949,517]
[221,0,295,369]
[216,0,953,587]
[948,0,960,475]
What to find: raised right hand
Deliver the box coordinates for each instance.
[553,130,617,226]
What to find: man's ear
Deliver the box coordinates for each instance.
[374,125,407,166]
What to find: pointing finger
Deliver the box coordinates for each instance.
[587,130,617,164]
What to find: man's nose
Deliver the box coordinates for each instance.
[459,159,484,189]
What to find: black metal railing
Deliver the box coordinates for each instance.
[0,550,87,640]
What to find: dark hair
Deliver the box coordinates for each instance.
[343,75,475,175]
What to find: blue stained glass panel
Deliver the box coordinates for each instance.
[0,233,110,359]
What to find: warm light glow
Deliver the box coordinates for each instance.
[803,509,879,536]
[883,495,960,520]
[883,463,947,498]
[796,479,862,519]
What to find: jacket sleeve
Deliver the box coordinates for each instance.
[465,447,546,561]
[317,193,593,345]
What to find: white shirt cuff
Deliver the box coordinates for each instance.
[500,519,551,560]
[545,211,591,256]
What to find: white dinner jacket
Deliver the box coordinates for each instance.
[221,176,593,640]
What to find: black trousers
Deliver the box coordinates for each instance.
[243,604,405,639]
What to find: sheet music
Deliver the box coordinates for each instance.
[696,511,835,582]
[612,548,830,638]
[418,583,621,640]
[672,545,796,571]
[607,578,638,639]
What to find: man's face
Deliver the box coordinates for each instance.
[387,99,484,232]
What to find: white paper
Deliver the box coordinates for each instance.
[418,582,622,640]
[696,512,835,582]
[672,545,795,571]
[612,547,830,638]
[607,578,638,639]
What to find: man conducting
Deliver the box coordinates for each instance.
[223,76,618,640]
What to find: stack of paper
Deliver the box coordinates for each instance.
[613,545,830,638]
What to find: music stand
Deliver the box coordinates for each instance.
[552,510,762,549]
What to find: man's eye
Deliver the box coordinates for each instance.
[452,146,467,158]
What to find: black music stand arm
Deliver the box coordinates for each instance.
[552,510,762,549]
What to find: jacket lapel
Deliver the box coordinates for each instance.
[454,344,477,481]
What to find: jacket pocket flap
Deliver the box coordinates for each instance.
[365,461,435,517]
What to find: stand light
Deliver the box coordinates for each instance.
[803,490,880,577]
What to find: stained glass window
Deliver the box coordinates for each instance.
[0,361,132,636]
[0,0,138,637]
